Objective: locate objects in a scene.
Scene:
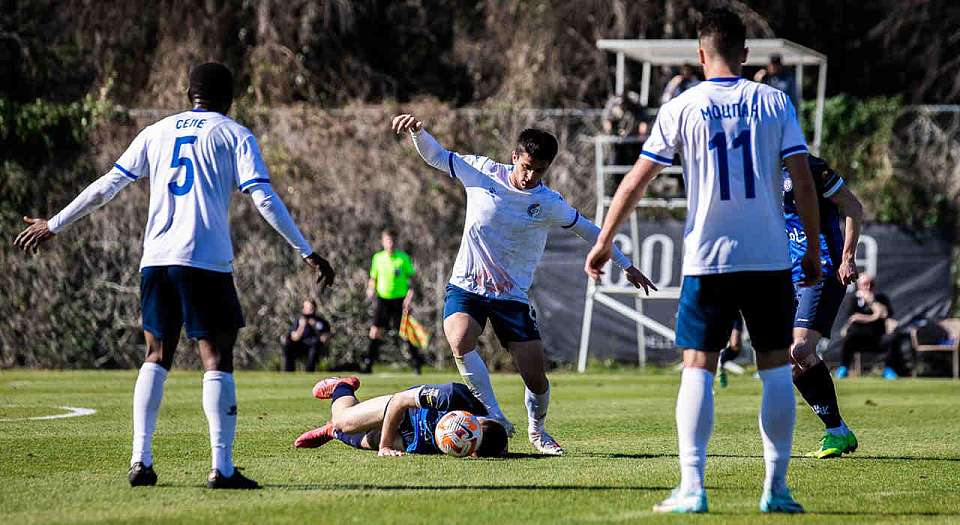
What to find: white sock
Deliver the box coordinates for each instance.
[202,371,237,477]
[758,364,795,493]
[454,350,505,418]
[131,362,167,467]
[525,383,550,432]
[676,367,714,494]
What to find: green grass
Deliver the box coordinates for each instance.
[1,369,959,524]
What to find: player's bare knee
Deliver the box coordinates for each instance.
[790,338,821,370]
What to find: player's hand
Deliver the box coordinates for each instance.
[836,257,858,286]
[304,253,336,291]
[584,242,612,281]
[391,114,423,135]
[13,217,55,253]
[624,266,658,295]
[402,296,413,312]
[799,249,822,287]
[378,447,404,457]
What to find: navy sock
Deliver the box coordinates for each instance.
[331,383,357,402]
[793,361,843,429]
[333,429,367,449]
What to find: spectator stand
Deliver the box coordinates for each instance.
[577,39,828,372]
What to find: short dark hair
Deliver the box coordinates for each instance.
[476,420,508,457]
[697,8,746,64]
[381,228,396,238]
[188,62,234,108]
[516,128,559,163]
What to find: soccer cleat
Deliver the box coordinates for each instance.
[810,431,848,459]
[207,468,260,490]
[718,365,729,388]
[528,426,564,456]
[883,367,898,380]
[294,422,336,448]
[835,366,849,379]
[311,376,361,399]
[844,430,859,454]
[128,462,157,487]
[652,487,708,513]
[760,487,805,513]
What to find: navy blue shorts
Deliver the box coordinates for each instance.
[443,284,540,347]
[140,265,245,340]
[676,270,794,352]
[794,276,846,336]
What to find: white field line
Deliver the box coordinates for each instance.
[0,406,96,422]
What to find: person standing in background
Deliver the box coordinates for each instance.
[282,299,331,372]
[365,229,422,374]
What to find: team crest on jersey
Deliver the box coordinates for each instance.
[783,177,793,192]
[527,203,542,217]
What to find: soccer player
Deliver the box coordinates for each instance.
[294,376,509,458]
[364,228,422,374]
[391,114,655,455]
[585,9,822,513]
[13,63,335,489]
[784,155,863,458]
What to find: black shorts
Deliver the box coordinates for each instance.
[140,265,245,339]
[373,297,404,329]
[675,270,794,352]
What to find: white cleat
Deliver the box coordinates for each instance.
[653,487,708,513]
[528,427,564,456]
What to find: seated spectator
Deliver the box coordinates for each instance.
[836,275,901,379]
[660,64,701,104]
[282,299,331,372]
[753,54,797,104]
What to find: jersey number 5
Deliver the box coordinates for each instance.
[708,129,755,201]
[169,136,198,196]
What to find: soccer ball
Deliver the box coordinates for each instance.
[434,410,482,457]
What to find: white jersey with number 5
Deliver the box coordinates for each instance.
[640,77,808,276]
[112,109,273,273]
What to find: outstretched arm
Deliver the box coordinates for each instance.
[14,170,134,251]
[247,184,335,289]
[567,215,657,294]
[378,389,419,457]
[392,113,450,172]
[584,157,663,281]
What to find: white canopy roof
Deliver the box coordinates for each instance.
[597,38,826,66]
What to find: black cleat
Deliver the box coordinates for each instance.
[206,468,260,490]
[128,462,157,487]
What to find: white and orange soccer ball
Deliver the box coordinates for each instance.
[434,410,482,457]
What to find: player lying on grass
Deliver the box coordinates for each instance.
[586,8,822,513]
[718,155,863,460]
[294,377,509,457]
[391,114,655,456]
[13,63,335,489]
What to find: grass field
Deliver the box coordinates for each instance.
[1,369,959,524]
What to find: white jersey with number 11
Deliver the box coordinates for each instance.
[640,77,808,276]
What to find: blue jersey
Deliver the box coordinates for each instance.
[399,383,487,455]
[782,156,846,282]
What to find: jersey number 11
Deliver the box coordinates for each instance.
[708,129,755,201]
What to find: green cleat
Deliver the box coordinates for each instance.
[844,430,858,454]
[718,366,728,388]
[810,432,847,459]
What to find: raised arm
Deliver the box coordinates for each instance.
[378,388,419,457]
[392,113,452,173]
[828,185,864,285]
[14,169,134,252]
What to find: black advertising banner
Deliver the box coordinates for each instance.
[529,222,953,365]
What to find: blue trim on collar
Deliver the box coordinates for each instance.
[705,77,741,83]
[190,108,211,112]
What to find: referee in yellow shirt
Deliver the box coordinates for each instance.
[364,228,422,374]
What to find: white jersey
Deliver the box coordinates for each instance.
[111,110,276,273]
[641,77,808,276]
[410,130,631,304]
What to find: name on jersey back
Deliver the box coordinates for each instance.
[700,102,758,121]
